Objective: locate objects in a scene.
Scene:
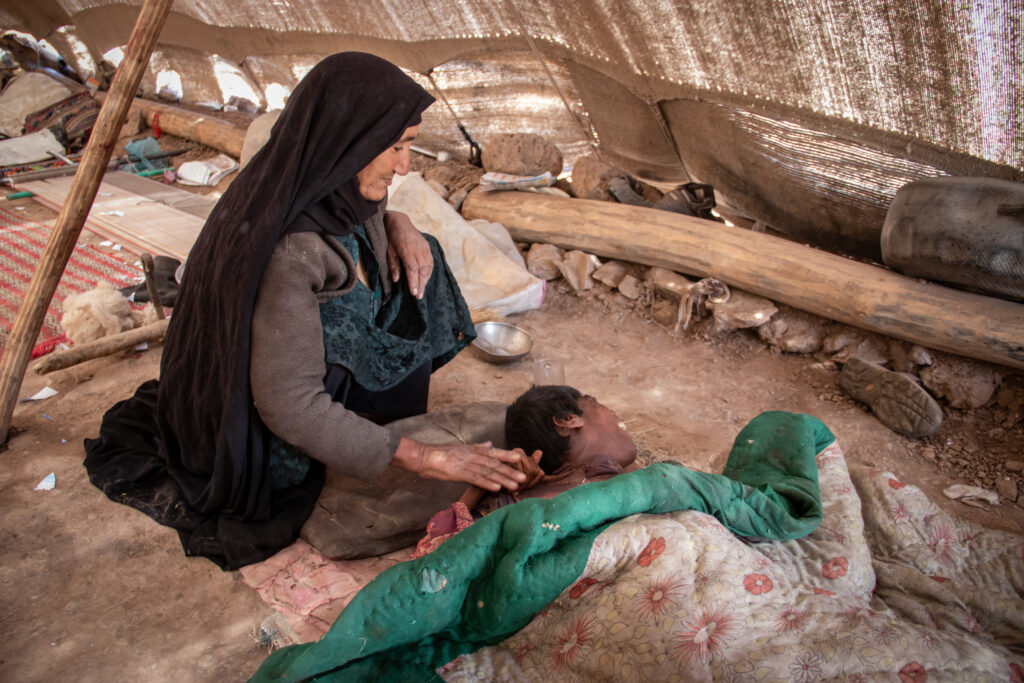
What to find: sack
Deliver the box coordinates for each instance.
[881,176,1024,301]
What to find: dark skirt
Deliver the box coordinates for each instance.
[84,234,474,570]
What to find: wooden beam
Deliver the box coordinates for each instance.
[97,93,247,158]
[0,0,176,444]
[462,189,1024,370]
[33,319,170,375]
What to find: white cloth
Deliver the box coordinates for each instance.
[388,172,544,316]
[0,128,65,166]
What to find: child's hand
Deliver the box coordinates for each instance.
[513,449,545,490]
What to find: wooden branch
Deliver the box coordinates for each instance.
[97,93,246,158]
[0,0,175,444]
[462,189,1024,371]
[139,252,166,320]
[33,319,171,375]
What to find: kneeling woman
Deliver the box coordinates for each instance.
[84,53,536,570]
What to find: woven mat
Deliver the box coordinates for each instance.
[0,205,142,357]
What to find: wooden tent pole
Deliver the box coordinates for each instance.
[0,0,175,444]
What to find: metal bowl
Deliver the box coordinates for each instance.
[471,321,533,364]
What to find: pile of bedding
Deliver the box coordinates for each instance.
[251,411,1024,682]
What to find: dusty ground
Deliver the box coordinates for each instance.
[1,187,1023,681]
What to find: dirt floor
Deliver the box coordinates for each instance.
[1,185,1023,681]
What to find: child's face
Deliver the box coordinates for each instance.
[568,396,637,469]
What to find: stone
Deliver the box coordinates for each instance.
[557,250,600,292]
[422,160,484,194]
[908,345,935,367]
[447,185,470,212]
[995,478,1018,503]
[920,446,936,460]
[646,267,693,301]
[919,353,1004,409]
[525,243,564,281]
[711,290,777,332]
[1005,460,1024,472]
[887,340,918,374]
[995,384,1024,409]
[425,178,449,199]
[757,306,829,354]
[156,81,182,102]
[226,95,259,114]
[823,327,889,365]
[593,260,628,288]
[481,133,562,177]
[119,107,143,139]
[617,274,642,300]
[569,154,624,200]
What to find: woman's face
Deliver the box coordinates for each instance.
[356,124,420,200]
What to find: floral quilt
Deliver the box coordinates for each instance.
[251,414,1023,682]
[441,443,1024,682]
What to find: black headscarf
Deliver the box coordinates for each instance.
[84,53,435,569]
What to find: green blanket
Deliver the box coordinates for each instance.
[252,411,833,682]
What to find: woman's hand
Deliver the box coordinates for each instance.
[392,437,541,492]
[383,210,433,299]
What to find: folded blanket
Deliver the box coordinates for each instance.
[251,411,831,682]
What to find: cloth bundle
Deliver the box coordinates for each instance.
[24,91,99,148]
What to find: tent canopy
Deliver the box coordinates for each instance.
[1,0,1021,257]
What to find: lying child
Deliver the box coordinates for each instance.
[413,385,639,556]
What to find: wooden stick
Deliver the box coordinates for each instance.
[0,0,175,444]
[140,252,166,320]
[457,485,486,510]
[33,319,171,375]
[462,189,1024,371]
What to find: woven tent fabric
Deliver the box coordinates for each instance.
[3,0,1020,257]
[0,206,142,357]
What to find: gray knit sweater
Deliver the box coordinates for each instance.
[249,211,402,480]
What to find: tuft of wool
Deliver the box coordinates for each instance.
[61,282,136,344]
[139,302,161,326]
[130,302,161,327]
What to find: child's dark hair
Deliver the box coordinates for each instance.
[504,385,582,473]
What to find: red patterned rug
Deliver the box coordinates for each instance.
[0,205,142,358]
